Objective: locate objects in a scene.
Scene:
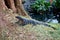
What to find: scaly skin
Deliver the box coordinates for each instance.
[16,16,56,29]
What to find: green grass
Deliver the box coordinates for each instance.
[0,23,60,40]
[23,23,60,40]
[48,23,60,40]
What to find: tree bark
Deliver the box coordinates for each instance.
[7,0,16,12]
[14,0,30,16]
[0,0,31,18]
[0,0,7,12]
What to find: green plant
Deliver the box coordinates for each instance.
[55,0,60,8]
[30,0,51,13]
[52,0,60,8]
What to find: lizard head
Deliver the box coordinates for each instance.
[15,16,24,25]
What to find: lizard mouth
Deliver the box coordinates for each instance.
[15,16,24,25]
[16,16,23,20]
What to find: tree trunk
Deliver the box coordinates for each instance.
[14,0,30,16]
[0,0,31,18]
[0,0,7,12]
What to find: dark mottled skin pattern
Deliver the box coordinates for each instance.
[16,16,56,29]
